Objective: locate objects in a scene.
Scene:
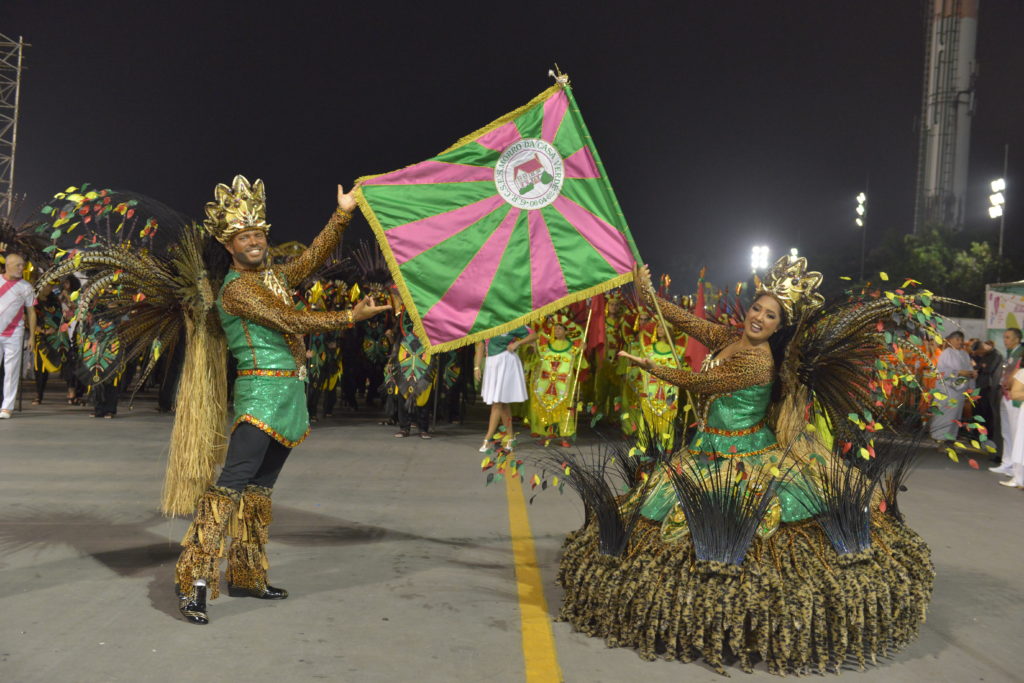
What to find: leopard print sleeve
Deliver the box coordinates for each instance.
[650,295,735,350]
[221,273,354,335]
[646,347,774,395]
[278,208,352,284]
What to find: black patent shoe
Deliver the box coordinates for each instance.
[227,584,289,599]
[178,585,209,624]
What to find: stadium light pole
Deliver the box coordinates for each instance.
[855,192,867,281]
[990,145,1008,259]
[990,178,1005,257]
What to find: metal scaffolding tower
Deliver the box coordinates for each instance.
[0,33,27,219]
[913,0,978,233]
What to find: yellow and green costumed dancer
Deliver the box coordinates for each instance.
[619,316,688,449]
[526,312,588,443]
[593,290,629,421]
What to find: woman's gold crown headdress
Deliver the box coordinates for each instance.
[203,175,271,244]
[755,254,824,323]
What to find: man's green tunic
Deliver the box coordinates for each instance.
[219,270,311,446]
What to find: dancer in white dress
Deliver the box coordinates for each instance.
[474,325,537,452]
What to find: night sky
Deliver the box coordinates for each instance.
[4,1,1023,290]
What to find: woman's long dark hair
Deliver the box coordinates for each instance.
[754,293,798,403]
[768,324,797,404]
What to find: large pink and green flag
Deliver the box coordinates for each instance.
[354,78,640,353]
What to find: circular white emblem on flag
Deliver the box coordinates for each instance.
[494,138,564,210]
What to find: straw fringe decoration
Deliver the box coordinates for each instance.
[160,312,229,516]
[557,511,933,675]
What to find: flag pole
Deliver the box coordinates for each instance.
[430,358,439,432]
[560,304,593,437]
[639,262,682,367]
[641,264,697,439]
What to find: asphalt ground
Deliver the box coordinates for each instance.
[1,386,1022,682]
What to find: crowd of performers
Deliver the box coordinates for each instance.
[7,243,1020,472]
[4,176,1024,676]
[2,222,739,449]
[1,258,759,454]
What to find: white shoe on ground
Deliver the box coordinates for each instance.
[997,479,1023,488]
[989,465,1013,475]
[479,440,490,453]
[0,410,11,419]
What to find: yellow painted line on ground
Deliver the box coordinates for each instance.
[505,472,564,682]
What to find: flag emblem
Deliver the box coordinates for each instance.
[495,138,565,209]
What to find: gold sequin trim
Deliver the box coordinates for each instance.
[240,319,260,369]
[700,417,767,437]
[238,368,299,378]
[233,414,309,448]
[688,441,780,459]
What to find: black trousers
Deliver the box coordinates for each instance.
[93,381,118,416]
[398,394,431,432]
[365,366,384,406]
[35,368,48,401]
[445,365,470,422]
[307,384,338,417]
[216,422,292,491]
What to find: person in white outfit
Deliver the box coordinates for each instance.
[998,367,1024,489]
[991,328,1023,475]
[474,325,537,452]
[0,253,38,418]
[929,331,976,444]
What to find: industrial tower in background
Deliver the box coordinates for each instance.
[0,33,27,219]
[913,0,979,233]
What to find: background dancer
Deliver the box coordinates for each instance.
[929,331,976,446]
[0,252,37,418]
[475,325,536,452]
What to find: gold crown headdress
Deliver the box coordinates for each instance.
[755,255,824,323]
[203,175,270,244]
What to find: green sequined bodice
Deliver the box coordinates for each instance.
[218,270,297,371]
[217,269,309,446]
[638,381,819,525]
[690,382,777,458]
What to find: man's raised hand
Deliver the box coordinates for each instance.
[351,296,391,323]
[337,184,358,214]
